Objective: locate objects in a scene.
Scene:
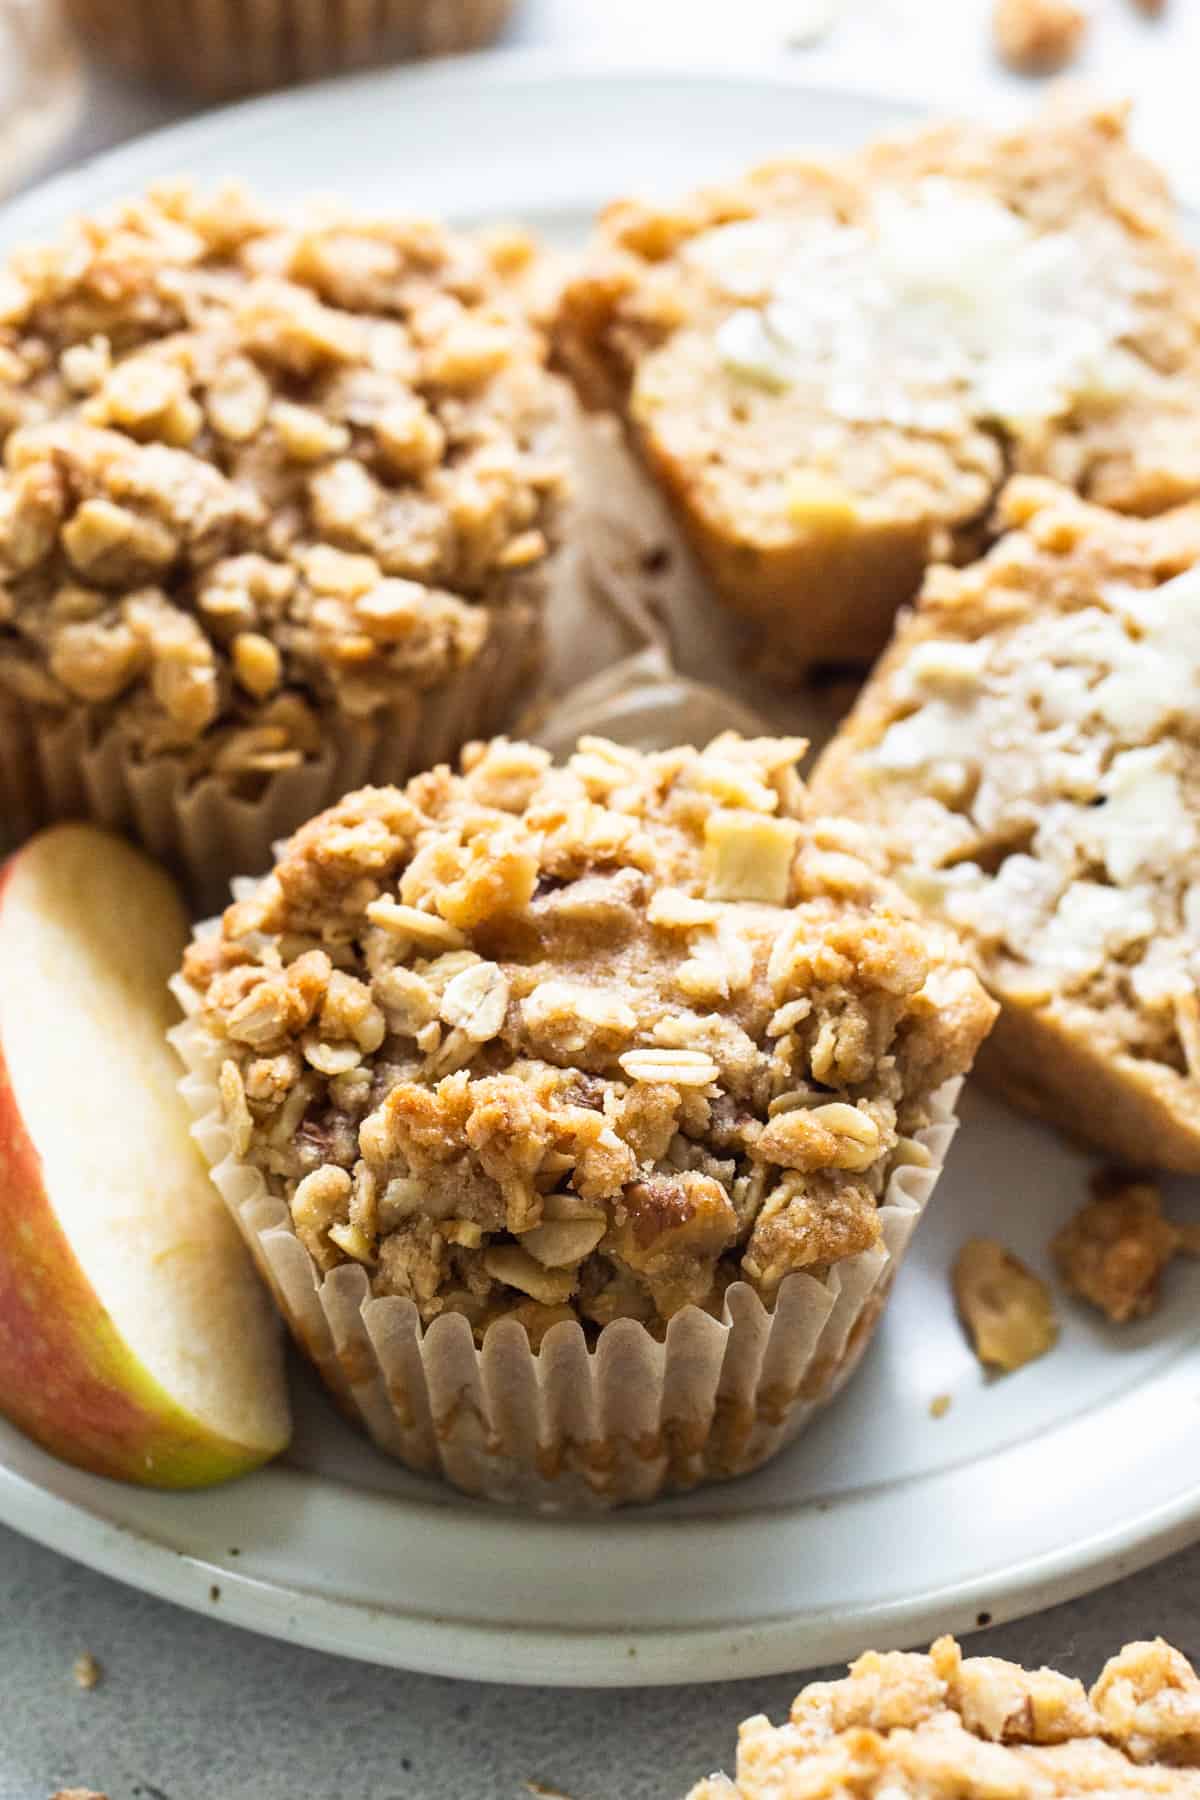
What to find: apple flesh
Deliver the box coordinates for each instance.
[0,824,289,1486]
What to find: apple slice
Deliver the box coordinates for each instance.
[0,823,289,1486]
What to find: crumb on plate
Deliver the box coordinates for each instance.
[1052,1171,1200,1323]
[953,1237,1059,1373]
[993,0,1089,72]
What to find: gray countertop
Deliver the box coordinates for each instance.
[7,1526,1200,1799]
[6,4,1200,1796]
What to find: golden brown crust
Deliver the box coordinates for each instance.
[179,733,995,1339]
[555,102,1200,671]
[690,1637,1200,1798]
[810,479,1200,1171]
[0,185,564,787]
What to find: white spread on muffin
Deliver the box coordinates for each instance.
[703,180,1146,430]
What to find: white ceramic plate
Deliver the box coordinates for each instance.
[1,55,1199,1688]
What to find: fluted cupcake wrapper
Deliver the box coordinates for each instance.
[62,0,515,98]
[0,600,539,914]
[169,977,960,1511]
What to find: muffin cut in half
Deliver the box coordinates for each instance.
[689,1635,1200,1798]
[0,184,564,907]
[811,478,1200,1172]
[171,732,995,1505]
[555,100,1200,672]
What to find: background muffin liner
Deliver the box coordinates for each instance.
[61,0,515,98]
[170,982,960,1511]
[0,599,538,915]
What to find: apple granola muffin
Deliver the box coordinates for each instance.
[555,100,1200,672]
[811,478,1200,1172]
[171,732,995,1505]
[689,1636,1200,1798]
[0,184,564,908]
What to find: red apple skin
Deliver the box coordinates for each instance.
[0,846,279,1487]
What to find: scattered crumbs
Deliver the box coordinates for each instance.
[72,1652,101,1691]
[929,1393,952,1420]
[208,1584,221,1604]
[526,1784,576,1800]
[1052,1170,1200,1324]
[976,1611,993,1628]
[953,1237,1058,1373]
[50,1791,108,1800]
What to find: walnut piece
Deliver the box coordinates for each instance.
[1052,1172,1200,1323]
[953,1237,1058,1372]
[993,0,1088,72]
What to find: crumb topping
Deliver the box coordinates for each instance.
[690,1636,1200,1798]
[812,479,1200,1081]
[0,185,564,783]
[179,733,995,1339]
[1053,1170,1200,1323]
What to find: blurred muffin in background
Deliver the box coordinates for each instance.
[62,0,514,99]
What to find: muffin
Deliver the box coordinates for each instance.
[554,100,1200,673]
[61,0,514,99]
[0,184,565,909]
[170,732,995,1506]
[688,1636,1200,1798]
[811,479,1200,1172]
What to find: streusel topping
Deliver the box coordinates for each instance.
[690,1636,1200,1798]
[179,734,995,1341]
[814,479,1200,1080]
[0,185,564,783]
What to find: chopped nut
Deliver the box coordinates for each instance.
[704,810,799,904]
[993,0,1088,73]
[953,1238,1059,1373]
[1052,1173,1199,1324]
[72,1652,101,1690]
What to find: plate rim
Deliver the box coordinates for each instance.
[0,49,1197,1687]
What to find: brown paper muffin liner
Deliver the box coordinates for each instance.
[62,0,515,97]
[0,600,538,915]
[169,985,960,1511]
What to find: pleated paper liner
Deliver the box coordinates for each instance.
[169,972,959,1511]
[0,596,539,915]
[60,0,515,99]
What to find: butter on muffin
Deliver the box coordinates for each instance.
[0,184,564,907]
[555,100,1200,673]
[689,1636,1200,1798]
[811,478,1200,1172]
[171,732,994,1505]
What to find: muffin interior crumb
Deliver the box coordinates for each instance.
[181,733,995,1341]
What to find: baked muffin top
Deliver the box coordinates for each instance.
[179,733,995,1340]
[0,185,564,784]
[689,1635,1200,1798]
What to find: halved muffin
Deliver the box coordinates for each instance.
[171,732,994,1505]
[689,1636,1200,1798]
[555,100,1200,672]
[0,184,564,907]
[811,478,1200,1171]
